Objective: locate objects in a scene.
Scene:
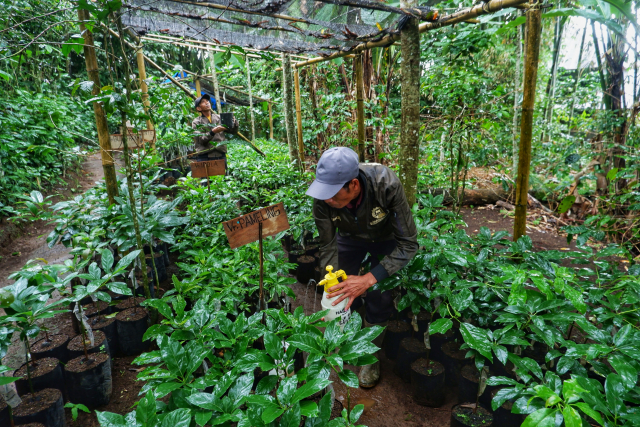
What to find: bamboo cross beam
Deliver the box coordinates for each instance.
[292,0,529,69]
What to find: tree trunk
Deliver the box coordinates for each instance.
[282,54,301,168]
[513,5,542,241]
[568,21,589,127]
[355,53,366,162]
[307,66,324,157]
[398,0,421,207]
[78,9,117,205]
[512,11,523,175]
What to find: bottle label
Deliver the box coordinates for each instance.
[336,307,350,328]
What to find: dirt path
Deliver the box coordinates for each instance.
[290,206,578,427]
[0,153,106,287]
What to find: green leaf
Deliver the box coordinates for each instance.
[195,410,213,426]
[444,250,467,267]
[558,196,576,214]
[161,409,191,427]
[288,334,323,354]
[562,406,581,427]
[608,353,637,390]
[291,378,330,404]
[0,69,12,81]
[459,323,493,362]
[349,404,365,423]
[255,375,278,395]
[114,250,141,273]
[429,318,453,335]
[264,331,284,360]
[299,400,318,417]
[338,340,379,361]
[106,281,133,296]
[338,369,359,388]
[101,248,114,272]
[521,408,558,427]
[573,402,604,426]
[279,402,301,427]
[261,403,285,423]
[606,167,619,181]
[96,411,128,427]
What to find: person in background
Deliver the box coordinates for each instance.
[190,94,238,165]
[306,146,418,388]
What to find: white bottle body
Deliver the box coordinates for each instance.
[321,292,351,330]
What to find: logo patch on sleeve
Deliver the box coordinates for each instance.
[370,207,387,225]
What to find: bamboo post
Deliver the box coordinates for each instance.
[209,52,222,114]
[355,53,366,162]
[79,9,117,205]
[398,0,421,207]
[294,69,304,164]
[512,10,523,175]
[195,77,201,97]
[513,4,542,241]
[135,42,154,138]
[282,54,301,169]
[246,55,255,140]
[268,102,274,140]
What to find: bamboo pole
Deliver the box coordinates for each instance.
[398,0,421,207]
[513,4,542,241]
[269,102,274,140]
[355,53,366,162]
[79,9,117,205]
[246,56,255,140]
[291,0,528,69]
[135,42,154,137]
[195,77,201,97]
[568,20,589,127]
[294,69,304,164]
[512,10,523,175]
[282,54,301,169]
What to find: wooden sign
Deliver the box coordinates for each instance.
[190,160,225,177]
[223,202,290,249]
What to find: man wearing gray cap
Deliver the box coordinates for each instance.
[306,147,418,388]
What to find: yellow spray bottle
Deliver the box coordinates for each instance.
[317,266,351,329]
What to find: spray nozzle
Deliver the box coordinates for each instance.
[317,265,348,293]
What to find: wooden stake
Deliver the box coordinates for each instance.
[195,77,201,97]
[268,102,274,140]
[355,53,366,162]
[294,69,304,164]
[79,9,117,205]
[513,4,542,241]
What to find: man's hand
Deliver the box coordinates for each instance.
[327,272,377,311]
[211,125,226,134]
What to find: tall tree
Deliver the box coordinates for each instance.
[282,54,301,169]
[512,10,524,175]
[398,0,421,207]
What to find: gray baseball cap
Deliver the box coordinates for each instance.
[306,147,359,200]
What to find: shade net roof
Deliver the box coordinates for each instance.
[120,0,434,55]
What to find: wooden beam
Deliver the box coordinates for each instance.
[294,69,304,164]
[513,5,542,241]
[291,0,528,69]
[355,53,365,162]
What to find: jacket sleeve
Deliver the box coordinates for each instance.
[370,178,419,282]
[313,199,339,272]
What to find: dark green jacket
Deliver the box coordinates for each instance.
[313,163,418,282]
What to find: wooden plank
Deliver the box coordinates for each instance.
[223,202,290,249]
[190,160,225,177]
